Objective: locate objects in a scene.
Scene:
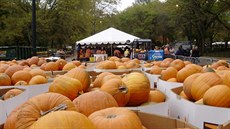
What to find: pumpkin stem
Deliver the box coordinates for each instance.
[118,86,128,94]
[40,104,67,116]
[106,114,117,119]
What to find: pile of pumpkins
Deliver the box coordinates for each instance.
[96,56,141,69]
[3,67,166,129]
[144,58,230,108]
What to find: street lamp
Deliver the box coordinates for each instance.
[32,0,37,56]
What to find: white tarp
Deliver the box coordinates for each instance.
[76,27,140,45]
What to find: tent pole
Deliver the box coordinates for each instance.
[111,44,113,56]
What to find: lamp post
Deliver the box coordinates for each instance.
[32,0,37,56]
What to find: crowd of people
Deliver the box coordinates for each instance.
[157,44,200,58]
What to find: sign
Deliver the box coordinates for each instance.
[148,50,164,61]
[138,53,146,60]
[0,51,6,58]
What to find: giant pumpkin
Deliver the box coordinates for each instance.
[191,72,222,101]
[0,73,11,86]
[176,64,202,82]
[203,85,230,108]
[49,75,83,100]
[73,90,118,116]
[92,72,114,87]
[11,70,32,84]
[4,92,76,129]
[29,111,96,129]
[64,67,90,92]
[122,72,150,106]
[161,67,178,81]
[101,79,130,107]
[88,107,143,129]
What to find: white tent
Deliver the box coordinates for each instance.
[76,27,140,45]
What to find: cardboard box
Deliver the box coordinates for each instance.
[170,87,230,129]
[137,111,198,129]
[0,86,27,125]
[157,78,182,95]
[144,70,160,89]
[24,83,51,99]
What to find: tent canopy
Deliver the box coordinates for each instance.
[76,27,140,45]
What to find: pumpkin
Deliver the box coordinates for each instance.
[122,72,150,106]
[183,73,202,101]
[3,89,23,100]
[49,75,83,100]
[101,74,122,86]
[125,61,139,68]
[176,64,202,82]
[121,57,130,62]
[44,62,59,71]
[23,67,32,72]
[132,58,140,64]
[179,91,189,100]
[160,58,173,68]
[78,65,86,69]
[29,69,46,77]
[28,56,39,66]
[117,65,127,69]
[149,66,162,74]
[88,107,143,129]
[37,58,46,66]
[62,62,76,71]
[161,67,178,81]
[72,60,81,66]
[4,105,21,129]
[11,70,32,85]
[184,61,192,65]
[65,67,90,92]
[14,81,28,86]
[202,65,215,72]
[92,72,114,87]
[55,59,67,70]
[4,65,24,77]
[109,56,120,61]
[0,73,11,86]
[143,63,152,68]
[29,111,96,129]
[170,59,185,71]
[216,66,229,70]
[148,89,166,103]
[203,85,230,107]
[5,92,76,129]
[167,78,177,82]
[101,61,117,69]
[191,72,222,101]
[152,61,161,66]
[40,63,46,70]
[0,64,10,73]
[217,70,230,87]
[73,90,118,116]
[29,75,48,85]
[101,79,130,107]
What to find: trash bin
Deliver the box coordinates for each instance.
[148,50,164,61]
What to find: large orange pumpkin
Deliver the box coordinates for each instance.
[4,92,76,129]
[0,64,9,73]
[29,68,46,77]
[0,73,11,86]
[161,67,178,81]
[4,105,21,129]
[29,111,96,129]
[3,88,24,100]
[191,72,222,101]
[92,72,114,87]
[28,56,39,66]
[183,73,202,100]
[29,75,48,85]
[147,89,166,103]
[72,60,82,66]
[55,59,67,70]
[149,66,162,74]
[101,74,122,86]
[37,59,46,66]
[217,70,230,87]
[88,107,143,129]
[44,62,59,71]
[101,79,130,107]
[170,59,185,71]
[122,72,150,106]
[176,64,202,82]
[4,65,24,77]
[11,70,32,85]
[203,85,230,107]
[49,75,83,100]
[62,62,76,71]
[73,90,118,116]
[64,67,90,92]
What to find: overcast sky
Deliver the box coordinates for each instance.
[117,0,166,11]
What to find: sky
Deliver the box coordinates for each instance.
[117,0,166,11]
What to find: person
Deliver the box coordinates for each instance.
[169,46,175,55]
[191,46,200,57]
[175,45,185,56]
[85,47,91,58]
[114,48,121,57]
[164,44,170,55]
[124,49,130,57]
[101,47,106,54]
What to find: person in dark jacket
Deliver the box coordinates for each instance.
[175,45,185,56]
